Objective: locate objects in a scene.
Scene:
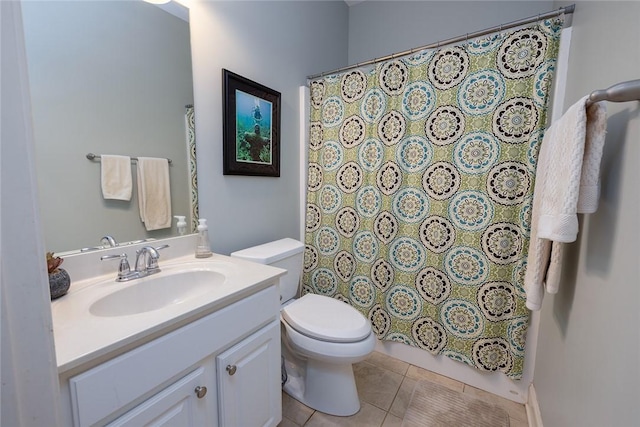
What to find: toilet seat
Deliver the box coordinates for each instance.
[281,319,376,364]
[281,294,371,343]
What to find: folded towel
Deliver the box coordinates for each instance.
[101,155,132,201]
[137,157,172,231]
[536,97,608,241]
[524,96,607,310]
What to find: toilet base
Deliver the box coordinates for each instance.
[283,358,361,417]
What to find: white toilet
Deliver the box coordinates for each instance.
[231,238,376,416]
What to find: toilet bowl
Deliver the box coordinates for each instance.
[231,238,375,416]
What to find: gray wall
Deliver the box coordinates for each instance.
[348,1,554,64]
[534,2,640,426]
[189,1,349,255]
[22,1,193,253]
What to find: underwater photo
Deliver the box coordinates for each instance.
[235,89,273,164]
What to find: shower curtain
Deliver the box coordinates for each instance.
[303,19,563,379]
[185,105,199,232]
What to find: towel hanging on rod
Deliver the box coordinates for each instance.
[86,153,172,164]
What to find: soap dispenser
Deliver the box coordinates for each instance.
[174,215,187,235]
[195,218,212,258]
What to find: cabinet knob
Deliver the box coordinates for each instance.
[194,386,207,399]
[226,365,237,376]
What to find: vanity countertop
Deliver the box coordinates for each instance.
[52,251,285,375]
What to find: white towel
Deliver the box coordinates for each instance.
[101,155,132,201]
[137,157,172,231]
[524,96,607,310]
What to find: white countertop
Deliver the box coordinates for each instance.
[52,246,285,374]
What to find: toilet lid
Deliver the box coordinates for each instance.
[281,294,371,343]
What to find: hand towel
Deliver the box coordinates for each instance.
[101,155,132,201]
[137,157,172,231]
[524,96,607,310]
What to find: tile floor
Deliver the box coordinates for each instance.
[279,351,529,427]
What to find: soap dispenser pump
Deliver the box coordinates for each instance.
[195,218,212,258]
[174,215,187,235]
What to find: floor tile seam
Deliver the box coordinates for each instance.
[301,413,314,427]
[361,363,407,413]
[405,364,464,389]
[367,356,410,377]
[282,415,302,426]
[388,371,414,418]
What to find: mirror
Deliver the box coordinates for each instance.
[22,0,196,254]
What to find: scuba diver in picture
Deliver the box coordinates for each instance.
[253,103,262,122]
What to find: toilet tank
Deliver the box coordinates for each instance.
[230,238,304,304]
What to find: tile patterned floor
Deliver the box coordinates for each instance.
[279,351,529,427]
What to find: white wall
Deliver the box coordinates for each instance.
[534,2,640,426]
[1,2,61,425]
[189,1,349,255]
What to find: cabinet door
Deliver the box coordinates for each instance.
[217,320,281,427]
[107,365,215,427]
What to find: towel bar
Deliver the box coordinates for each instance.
[86,153,172,164]
[587,79,640,106]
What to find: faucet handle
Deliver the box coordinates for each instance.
[101,253,136,282]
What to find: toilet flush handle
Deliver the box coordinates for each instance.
[226,365,237,375]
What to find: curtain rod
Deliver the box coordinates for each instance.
[307,4,575,81]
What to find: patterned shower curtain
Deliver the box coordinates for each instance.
[185,105,199,232]
[303,19,563,379]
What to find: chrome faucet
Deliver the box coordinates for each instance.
[101,235,118,247]
[101,244,169,282]
[135,246,160,276]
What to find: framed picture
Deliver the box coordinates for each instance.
[223,69,281,177]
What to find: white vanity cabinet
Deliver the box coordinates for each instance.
[217,321,280,427]
[59,285,282,427]
[106,364,214,426]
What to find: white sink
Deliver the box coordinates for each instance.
[51,252,286,373]
[89,269,226,317]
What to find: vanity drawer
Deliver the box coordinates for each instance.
[68,285,279,427]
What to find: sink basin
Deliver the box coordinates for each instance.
[89,269,226,317]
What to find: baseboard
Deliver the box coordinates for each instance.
[526,383,544,427]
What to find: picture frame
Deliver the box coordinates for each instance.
[222,69,281,177]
